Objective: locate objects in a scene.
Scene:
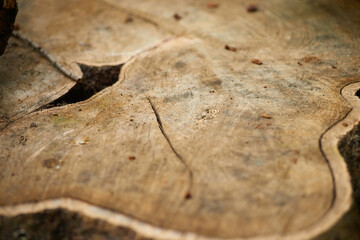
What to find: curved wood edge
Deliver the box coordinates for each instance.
[0,33,358,238]
[0,78,358,240]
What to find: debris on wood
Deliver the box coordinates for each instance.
[173,13,182,21]
[124,16,133,23]
[78,42,91,47]
[225,44,237,51]
[19,135,27,145]
[247,4,259,12]
[74,138,89,145]
[184,192,192,199]
[251,59,263,65]
[1,0,359,238]
[303,56,321,63]
[260,113,272,119]
[43,158,61,169]
[342,122,349,127]
[207,3,219,8]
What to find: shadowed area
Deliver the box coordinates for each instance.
[0,209,152,240]
[44,64,123,108]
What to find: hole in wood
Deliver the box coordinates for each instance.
[43,63,123,109]
[355,89,360,99]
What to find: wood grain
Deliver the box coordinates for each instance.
[0,0,360,239]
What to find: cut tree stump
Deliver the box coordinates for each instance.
[0,0,360,239]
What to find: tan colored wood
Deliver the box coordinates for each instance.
[0,37,74,129]
[0,0,360,239]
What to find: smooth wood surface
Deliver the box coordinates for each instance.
[0,0,360,239]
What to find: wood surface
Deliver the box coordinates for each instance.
[0,0,360,239]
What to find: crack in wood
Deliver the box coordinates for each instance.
[147,97,194,199]
[11,31,80,82]
[318,110,351,208]
[316,81,360,239]
[42,63,123,109]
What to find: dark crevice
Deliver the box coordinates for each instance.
[355,89,360,99]
[0,209,152,240]
[147,98,194,199]
[339,123,360,210]
[43,63,123,109]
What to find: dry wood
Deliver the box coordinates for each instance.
[0,0,360,239]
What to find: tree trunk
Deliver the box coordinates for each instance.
[1,0,360,239]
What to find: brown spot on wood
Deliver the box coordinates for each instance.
[42,158,61,169]
[225,45,237,52]
[332,65,337,69]
[298,61,303,66]
[184,192,192,199]
[130,118,134,122]
[251,59,263,65]
[207,3,219,8]
[291,158,298,164]
[128,156,136,160]
[124,16,133,23]
[173,13,182,21]
[30,123,37,128]
[303,56,321,63]
[260,113,272,119]
[343,122,349,127]
[19,135,27,145]
[175,61,186,68]
[247,4,258,12]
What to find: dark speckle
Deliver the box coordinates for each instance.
[175,61,186,68]
[209,79,222,87]
[247,4,258,12]
[184,192,192,199]
[43,158,61,169]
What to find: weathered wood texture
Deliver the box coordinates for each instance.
[0,0,360,239]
